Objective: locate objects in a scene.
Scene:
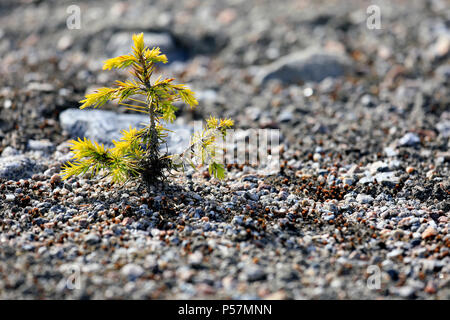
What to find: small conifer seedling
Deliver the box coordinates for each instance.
[62,33,233,187]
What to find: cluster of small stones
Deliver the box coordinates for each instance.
[0,142,448,299]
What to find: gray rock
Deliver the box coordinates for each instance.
[3,99,12,109]
[27,82,54,92]
[436,120,450,137]
[278,110,293,123]
[73,196,84,205]
[246,107,262,121]
[312,123,329,134]
[5,194,15,202]
[368,161,389,175]
[0,155,43,180]
[1,146,19,157]
[356,194,374,204]
[374,172,400,187]
[84,233,100,245]
[28,139,55,152]
[426,34,450,62]
[59,109,192,154]
[254,47,352,85]
[358,175,373,185]
[246,191,259,201]
[342,177,354,186]
[188,251,203,266]
[244,266,267,282]
[121,263,144,279]
[360,94,377,107]
[387,249,403,258]
[398,132,420,146]
[384,147,398,157]
[388,159,401,170]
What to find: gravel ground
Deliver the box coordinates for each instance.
[0,0,449,299]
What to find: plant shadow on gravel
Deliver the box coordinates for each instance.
[102,180,232,230]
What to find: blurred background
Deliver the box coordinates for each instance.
[0,0,448,163]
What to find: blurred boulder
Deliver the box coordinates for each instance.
[254,47,352,85]
[59,109,192,154]
[0,155,43,180]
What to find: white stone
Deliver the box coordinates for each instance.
[356,194,374,204]
[121,263,144,278]
[398,132,420,146]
